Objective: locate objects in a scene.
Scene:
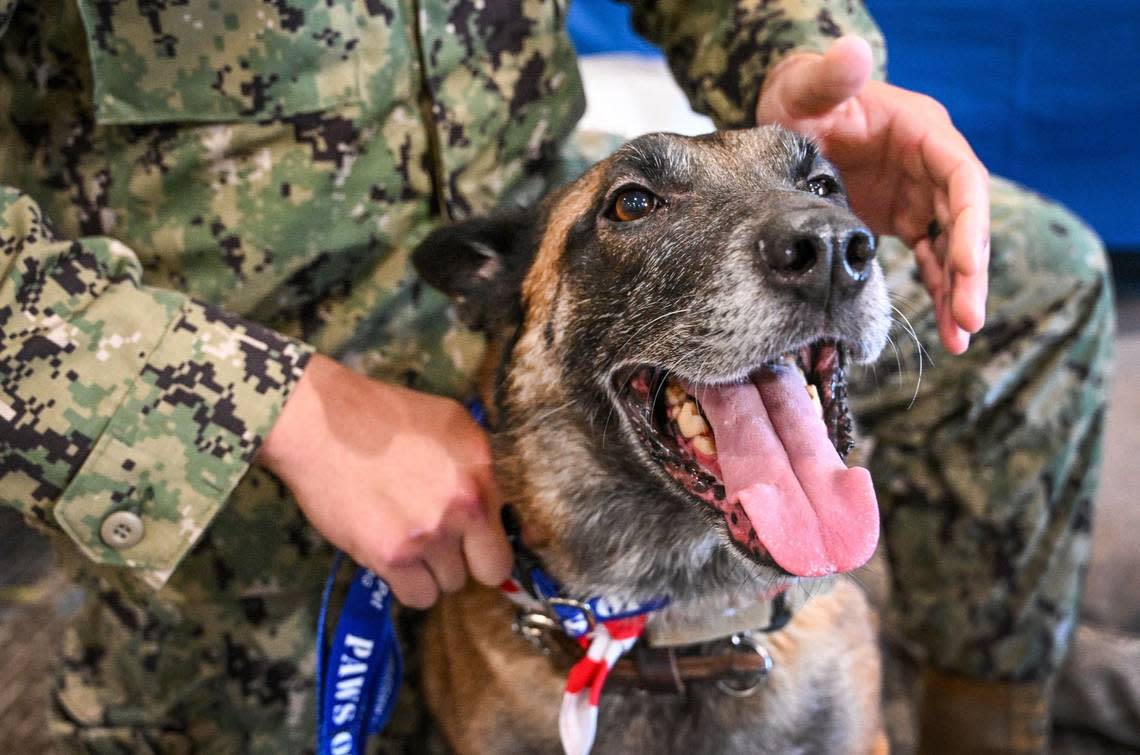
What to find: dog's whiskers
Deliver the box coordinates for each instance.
[888,305,932,410]
[597,307,698,449]
[891,304,934,367]
[496,405,573,440]
[888,291,923,308]
[530,399,580,427]
[616,306,696,359]
[884,333,904,389]
[599,383,627,449]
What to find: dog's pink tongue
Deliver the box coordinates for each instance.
[694,366,879,577]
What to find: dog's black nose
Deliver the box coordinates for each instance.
[758,209,876,304]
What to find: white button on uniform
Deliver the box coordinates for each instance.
[100,511,144,549]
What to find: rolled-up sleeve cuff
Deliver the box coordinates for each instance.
[53,299,313,589]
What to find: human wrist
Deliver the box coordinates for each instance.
[256,353,334,475]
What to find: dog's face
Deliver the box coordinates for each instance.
[415,128,890,602]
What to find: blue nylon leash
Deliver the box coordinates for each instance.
[316,559,403,755]
[314,550,344,722]
[313,399,492,753]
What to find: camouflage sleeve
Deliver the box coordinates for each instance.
[622,0,887,128]
[0,188,313,589]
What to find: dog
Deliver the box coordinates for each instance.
[412,127,892,754]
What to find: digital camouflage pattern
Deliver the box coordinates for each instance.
[0,0,1112,751]
[854,179,1114,683]
[0,189,312,587]
[624,0,887,128]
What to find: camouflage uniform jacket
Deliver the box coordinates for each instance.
[0,0,885,590]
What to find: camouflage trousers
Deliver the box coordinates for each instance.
[49,172,1113,751]
[854,177,1114,682]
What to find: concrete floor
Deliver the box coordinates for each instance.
[3,261,1140,752]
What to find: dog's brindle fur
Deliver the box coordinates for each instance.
[413,128,892,754]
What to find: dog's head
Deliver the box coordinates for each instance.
[414,128,890,602]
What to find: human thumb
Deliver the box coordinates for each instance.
[758,35,873,123]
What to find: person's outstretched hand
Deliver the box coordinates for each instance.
[757,35,990,354]
[257,354,512,609]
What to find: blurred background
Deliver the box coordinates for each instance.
[3,1,1138,752]
[571,0,1140,253]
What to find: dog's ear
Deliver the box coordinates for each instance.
[412,208,536,332]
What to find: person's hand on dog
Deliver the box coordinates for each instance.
[756,35,989,355]
[257,354,512,608]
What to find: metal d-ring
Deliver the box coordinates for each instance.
[715,632,774,698]
[512,597,597,654]
[511,610,563,654]
[545,597,597,634]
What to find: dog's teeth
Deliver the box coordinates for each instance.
[665,381,687,407]
[676,400,709,439]
[806,384,823,419]
[692,434,717,457]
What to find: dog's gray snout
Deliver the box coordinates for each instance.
[758,210,876,303]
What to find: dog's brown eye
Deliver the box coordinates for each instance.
[806,175,839,197]
[610,189,657,222]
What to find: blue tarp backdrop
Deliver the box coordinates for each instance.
[568,0,1140,251]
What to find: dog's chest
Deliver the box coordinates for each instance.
[590,678,845,755]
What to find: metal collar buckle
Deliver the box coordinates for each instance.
[715,633,774,698]
[511,596,598,649]
[512,610,563,653]
[511,597,598,653]
[545,597,597,633]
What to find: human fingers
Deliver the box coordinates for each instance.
[913,238,944,302]
[913,234,966,353]
[423,537,469,594]
[350,490,455,594]
[952,236,989,333]
[461,513,513,587]
[759,35,873,123]
[938,300,970,354]
[921,226,972,354]
[915,130,990,335]
[938,264,971,355]
[383,562,440,610]
[446,453,512,587]
[459,482,513,588]
[947,201,990,333]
